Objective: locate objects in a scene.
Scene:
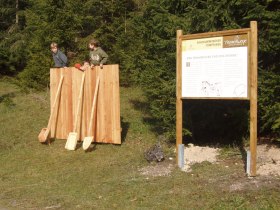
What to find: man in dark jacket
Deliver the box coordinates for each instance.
[50,42,68,67]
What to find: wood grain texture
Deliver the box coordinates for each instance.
[49,65,121,144]
[95,65,121,144]
[181,28,250,40]
[50,68,60,138]
[59,68,73,139]
[176,30,183,163]
[50,68,73,139]
[249,21,258,176]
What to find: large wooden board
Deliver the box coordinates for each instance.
[50,68,73,139]
[49,65,121,144]
[95,65,121,144]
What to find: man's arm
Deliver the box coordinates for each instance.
[100,49,108,65]
[58,51,68,66]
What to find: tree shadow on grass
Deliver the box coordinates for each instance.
[129,99,164,135]
[0,92,16,107]
[121,116,130,143]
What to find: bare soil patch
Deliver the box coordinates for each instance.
[139,159,175,177]
[182,144,220,172]
[139,144,280,179]
[228,175,280,192]
[257,144,280,176]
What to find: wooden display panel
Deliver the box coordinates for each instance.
[49,65,121,144]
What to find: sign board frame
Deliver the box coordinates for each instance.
[176,21,258,176]
[181,34,249,99]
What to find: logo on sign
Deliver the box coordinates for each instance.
[223,35,248,48]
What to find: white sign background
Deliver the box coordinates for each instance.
[182,46,248,98]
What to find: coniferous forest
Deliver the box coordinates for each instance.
[1,0,279,142]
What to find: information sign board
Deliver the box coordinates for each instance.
[182,35,248,98]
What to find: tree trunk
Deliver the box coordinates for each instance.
[16,0,19,24]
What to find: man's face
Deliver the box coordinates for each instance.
[51,46,58,53]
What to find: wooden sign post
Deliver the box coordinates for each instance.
[249,21,258,176]
[176,21,258,176]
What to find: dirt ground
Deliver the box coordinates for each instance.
[256,144,280,176]
[139,159,175,177]
[139,144,280,177]
[182,144,220,172]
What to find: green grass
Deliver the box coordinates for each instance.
[0,79,280,209]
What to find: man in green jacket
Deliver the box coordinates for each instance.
[88,39,108,69]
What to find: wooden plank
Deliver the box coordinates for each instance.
[176,30,183,163]
[50,68,60,139]
[109,64,121,144]
[95,66,105,142]
[249,21,258,176]
[55,68,62,139]
[104,66,113,142]
[181,28,250,40]
[50,68,73,139]
[71,67,84,140]
[94,65,121,144]
[92,68,99,140]
[56,68,64,139]
[81,67,91,140]
[96,65,111,143]
[82,66,98,140]
[112,65,121,144]
[111,64,121,144]
[58,68,73,139]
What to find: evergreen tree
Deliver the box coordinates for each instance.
[0,0,278,140]
[18,0,85,88]
[0,0,29,75]
[118,0,280,140]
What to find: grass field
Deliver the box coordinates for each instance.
[0,79,279,209]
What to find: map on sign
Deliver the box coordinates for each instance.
[182,35,248,98]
